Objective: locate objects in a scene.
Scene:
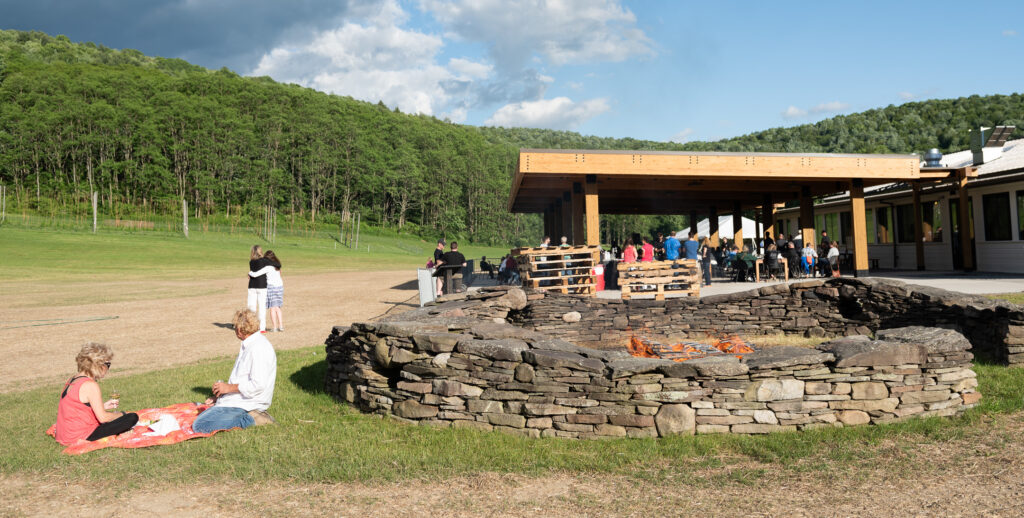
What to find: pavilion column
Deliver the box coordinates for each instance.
[732,201,743,248]
[956,168,975,271]
[571,182,585,245]
[761,194,775,245]
[689,210,698,237]
[561,191,573,243]
[800,186,815,248]
[849,179,869,277]
[709,206,720,248]
[912,184,925,270]
[584,175,600,246]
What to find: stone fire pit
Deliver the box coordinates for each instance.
[322,278,1002,439]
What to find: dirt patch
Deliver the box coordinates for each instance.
[0,271,419,392]
[5,415,1024,517]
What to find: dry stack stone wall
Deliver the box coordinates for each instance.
[324,314,981,438]
[512,278,1024,366]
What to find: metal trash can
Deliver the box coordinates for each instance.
[417,268,437,307]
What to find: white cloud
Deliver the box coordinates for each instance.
[1004,29,1018,37]
[782,101,849,119]
[782,106,807,119]
[448,58,492,80]
[898,91,917,101]
[669,128,695,143]
[419,0,654,70]
[485,96,610,129]
[567,81,583,91]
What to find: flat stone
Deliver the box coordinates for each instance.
[468,322,544,341]
[522,350,605,373]
[412,332,474,353]
[655,404,696,437]
[657,362,699,379]
[595,424,628,437]
[851,382,888,400]
[818,337,927,368]
[876,326,972,354]
[608,357,675,378]
[804,382,832,395]
[609,414,656,427]
[743,346,834,370]
[829,398,899,413]
[745,379,805,402]
[523,403,576,415]
[393,400,438,419]
[900,390,952,404]
[730,424,797,434]
[529,338,588,354]
[467,399,504,413]
[456,338,529,361]
[486,413,526,428]
[567,414,607,424]
[396,381,432,394]
[377,321,447,338]
[432,380,484,397]
[390,348,428,364]
[837,410,870,425]
[686,355,749,377]
[753,410,779,424]
[527,417,553,428]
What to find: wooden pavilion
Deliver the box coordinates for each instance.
[507,149,975,277]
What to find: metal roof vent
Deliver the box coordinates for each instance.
[970,126,1015,165]
[923,148,943,167]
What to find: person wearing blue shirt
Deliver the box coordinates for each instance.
[683,234,700,260]
[664,233,681,260]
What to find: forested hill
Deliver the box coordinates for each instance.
[1,30,1022,245]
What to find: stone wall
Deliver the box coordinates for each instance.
[512,278,1024,366]
[323,314,980,438]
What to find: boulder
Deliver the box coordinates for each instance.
[818,337,927,367]
[875,326,972,354]
[655,404,696,436]
[488,288,528,310]
[742,346,834,370]
[393,400,438,419]
[745,379,805,402]
[562,311,583,323]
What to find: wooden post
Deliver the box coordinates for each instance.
[800,186,814,248]
[571,182,585,245]
[912,183,924,270]
[849,179,869,277]
[561,191,573,243]
[354,212,360,251]
[584,175,600,246]
[709,206,719,248]
[92,191,98,233]
[761,194,775,246]
[0,184,6,225]
[689,210,698,237]
[957,168,974,271]
[732,201,743,248]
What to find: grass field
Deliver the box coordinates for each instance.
[1,226,512,282]
[2,346,1021,487]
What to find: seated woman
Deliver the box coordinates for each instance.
[54,343,139,445]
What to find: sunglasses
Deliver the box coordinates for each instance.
[103,362,112,368]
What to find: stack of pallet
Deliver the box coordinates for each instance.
[617,259,700,300]
[513,245,600,295]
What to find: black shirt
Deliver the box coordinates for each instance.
[440,251,466,267]
[248,257,273,289]
[433,248,444,265]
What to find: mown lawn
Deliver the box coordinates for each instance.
[2,347,1021,487]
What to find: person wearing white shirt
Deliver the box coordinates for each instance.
[193,309,277,433]
[249,250,285,332]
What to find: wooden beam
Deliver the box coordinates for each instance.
[709,206,719,248]
[571,182,585,245]
[584,175,600,246]
[800,186,815,248]
[912,184,925,270]
[733,201,743,248]
[956,168,974,271]
[761,194,775,248]
[849,179,869,277]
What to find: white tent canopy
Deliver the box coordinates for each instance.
[675,216,760,242]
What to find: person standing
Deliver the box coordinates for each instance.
[699,237,713,286]
[828,241,841,278]
[247,245,272,332]
[433,239,446,297]
[250,250,284,332]
[683,233,700,260]
[664,232,681,260]
[641,237,655,262]
[193,309,277,433]
[622,238,638,263]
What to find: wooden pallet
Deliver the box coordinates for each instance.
[618,259,700,300]
[513,245,601,297]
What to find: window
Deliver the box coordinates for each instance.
[921,200,943,242]
[817,213,839,245]
[896,204,915,243]
[840,211,852,247]
[983,192,1011,241]
[866,208,875,244]
[875,207,893,243]
[1017,191,1024,240]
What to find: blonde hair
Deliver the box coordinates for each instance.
[232,309,260,337]
[250,245,264,261]
[76,342,112,379]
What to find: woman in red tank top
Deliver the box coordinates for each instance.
[54,343,138,445]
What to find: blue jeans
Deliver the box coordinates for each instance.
[192,405,254,434]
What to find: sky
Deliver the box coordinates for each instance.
[2,1,1023,143]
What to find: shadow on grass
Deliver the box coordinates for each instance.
[191,386,213,398]
[390,279,418,290]
[289,359,328,395]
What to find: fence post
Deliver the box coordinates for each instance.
[92,191,98,233]
[182,198,189,238]
[0,184,6,225]
[354,212,360,251]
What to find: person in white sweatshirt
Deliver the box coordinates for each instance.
[249,250,284,332]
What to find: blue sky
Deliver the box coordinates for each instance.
[2,1,1022,143]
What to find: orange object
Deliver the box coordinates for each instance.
[46,402,226,455]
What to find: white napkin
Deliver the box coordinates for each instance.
[142,414,181,436]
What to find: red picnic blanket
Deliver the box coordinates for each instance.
[46,402,223,455]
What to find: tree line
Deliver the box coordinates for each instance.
[1,29,1021,245]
